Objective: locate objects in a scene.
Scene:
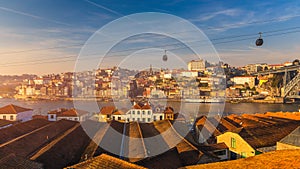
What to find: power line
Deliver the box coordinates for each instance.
[2,25,300,57]
[205,15,300,30]
[1,28,300,68]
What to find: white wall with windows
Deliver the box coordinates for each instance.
[0,110,33,122]
[125,109,164,123]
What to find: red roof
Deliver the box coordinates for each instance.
[132,104,142,109]
[58,109,89,117]
[32,115,48,120]
[100,106,116,115]
[113,110,125,115]
[164,107,174,114]
[0,104,32,114]
[141,103,151,109]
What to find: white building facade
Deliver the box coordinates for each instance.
[0,104,33,122]
[97,103,174,123]
[48,108,89,122]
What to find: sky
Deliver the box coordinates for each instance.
[0,0,300,75]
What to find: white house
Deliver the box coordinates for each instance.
[0,104,33,122]
[125,102,162,123]
[96,102,175,123]
[48,108,89,122]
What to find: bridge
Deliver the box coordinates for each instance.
[284,71,300,99]
[254,65,300,101]
[254,65,300,75]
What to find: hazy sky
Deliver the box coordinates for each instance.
[1,0,300,75]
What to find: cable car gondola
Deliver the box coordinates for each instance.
[256,32,263,46]
[162,50,168,61]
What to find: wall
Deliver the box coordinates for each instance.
[277,142,300,150]
[217,132,256,159]
[0,114,16,121]
[16,110,33,122]
[48,114,57,121]
[213,149,229,161]
[57,116,79,121]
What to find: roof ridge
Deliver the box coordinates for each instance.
[135,122,148,158]
[9,104,17,114]
[166,120,200,152]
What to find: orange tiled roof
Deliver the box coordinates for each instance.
[32,115,48,120]
[113,110,125,115]
[182,150,300,169]
[58,109,89,117]
[66,154,146,169]
[100,106,116,115]
[132,104,142,109]
[164,107,174,114]
[0,104,32,114]
[141,103,151,109]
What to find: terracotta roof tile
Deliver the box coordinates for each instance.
[0,154,43,169]
[0,104,32,114]
[58,109,89,117]
[66,154,146,169]
[0,119,15,128]
[132,104,142,109]
[113,110,125,115]
[237,121,300,148]
[182,150,300,169]
[100,106,116,115]
[141,103,151,110]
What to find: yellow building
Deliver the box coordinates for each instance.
[217,131,257,159]
[217,122,299,159]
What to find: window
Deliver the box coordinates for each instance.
[74,118,79,121]
[153,116,156,121]
[50,115,54,119]
[231,138,236,148]
[137,111,140,115]
[10,115,14,120]
[137,118,140,122]
[3,115,6,120]
[132,111,135,115]
[160,115,163,120]
[118,117,121,120]
[148,118,151,122]
[241,152,246,158]
[148,111,151,115]
[142,111,145,115]
[142,118,145,122]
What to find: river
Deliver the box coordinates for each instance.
[0,98,298,117]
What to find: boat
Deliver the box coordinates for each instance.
[184,98,205,103]
[205,98,225,103]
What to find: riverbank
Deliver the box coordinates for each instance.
[12,95,294,104]
[0,98,299,116]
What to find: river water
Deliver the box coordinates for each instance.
[0,98,298,117]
